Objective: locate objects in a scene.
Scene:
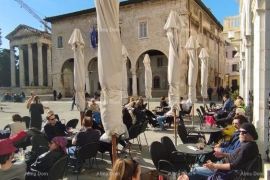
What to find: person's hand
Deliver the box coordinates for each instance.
[214,151,225,158]
[214,147,221,152]
[203,160,215,170]
[177,172,189,180]
[214,143,221,148]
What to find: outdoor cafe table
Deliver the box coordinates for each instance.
[176,143,213,156]
[189,127,222,134]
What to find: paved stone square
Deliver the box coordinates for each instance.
[0,100,205,179]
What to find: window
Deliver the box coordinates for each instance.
[157,57,163,67]
[57,36,63,48]
[232,64,239,72]
[232,50,238,58]
[153,76,160,89]
[139,21,148,38]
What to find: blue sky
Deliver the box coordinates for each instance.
[0,0,239,49]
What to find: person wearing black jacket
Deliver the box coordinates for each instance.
[25,136,67,180]
[43,110,66,141]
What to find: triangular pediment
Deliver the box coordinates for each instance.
[6,24,50,40]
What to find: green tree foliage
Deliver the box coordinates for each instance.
[0,48,11,86]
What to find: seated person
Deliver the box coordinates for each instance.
[0,139,26,180]
[214,115,248,154]
[180,97,192,115]
[136,96,147,110]
[68,117,101,154]
[188,123,259,180]
[43,110,66,141]
[109,158,141,180]
[156,109,175,130]
[9,114,26,135]
[160,96,169,108]
[25,136,67,180]
[214,94,234,119]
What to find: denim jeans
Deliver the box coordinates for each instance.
[157,116,166,129]
[189,166,215,180]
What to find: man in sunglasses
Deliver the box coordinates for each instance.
[188,123,259,180]
[43,110,66,141]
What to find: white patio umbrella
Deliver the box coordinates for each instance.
[164,10,182,110]
[185,35,200,103]
[95,0,126,136]
[143,54,152,100]
[122,45,129,104]
[199,48,209,99]
[164,10,182,145]
[68,28,86,115]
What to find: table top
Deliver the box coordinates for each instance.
[176,143,213,155]
[190,127,222,133]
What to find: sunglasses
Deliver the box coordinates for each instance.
[239,130,248,135]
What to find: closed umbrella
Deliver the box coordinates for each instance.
[143,54,152,100]
[185,35,200,103]
[199,48,209,99]
[122,45,129,104]
[95,0,126,163]
[164,10,182,145]
[68,28,86,117]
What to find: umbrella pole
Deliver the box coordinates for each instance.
[148,98,150,110]
[192,104,194,127]
[80,111,84,125]
[174,109,177,146]
[112,134,117,165]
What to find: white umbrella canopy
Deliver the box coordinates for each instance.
[143,54,152,99]
[68,28,86,111]
[199,48,209,99]
[122,45,129,101]
[96,0,126,136]
[164,10,182,110]
[185,35,200,103]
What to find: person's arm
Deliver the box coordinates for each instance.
[26,97,34,109]
[203,160,231,171]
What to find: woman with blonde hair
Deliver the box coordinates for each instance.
[109,158,141,180]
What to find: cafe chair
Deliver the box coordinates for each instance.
[69,142,99,180]
[196,108,205,126]
[139,120,149,146]
[160,136,189,168]
[48,155,68,180]
[22,116,31,129]
[177,117,205,144]
[200,106,214,116]
[150,141,177,175]
[126,123,143,152]
[66,118,79,129]
[233,154,262,180]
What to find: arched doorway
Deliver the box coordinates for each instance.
[88,57,99,96]
[136,50,168,97]
[61,58,74,97]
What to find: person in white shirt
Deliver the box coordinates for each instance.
[9,114,26,136]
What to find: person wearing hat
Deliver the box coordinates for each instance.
[43,110,66,141]
[0,139,26,180]
[25,136,67,180]
[187,123,259,180]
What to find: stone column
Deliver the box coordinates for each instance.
[37,42,43,86]
[85,71,90,94]
[244,41,253,105]
[253,1,270,160]
[19,46,25,87]
[131,68,137,96]
[239,57,245,97]
[47,45,52,87]
[10,46,16,87]
[28,43,34,86]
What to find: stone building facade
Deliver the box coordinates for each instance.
[222,16,241,91]
[43,0,224,98]
[6,25,52,94]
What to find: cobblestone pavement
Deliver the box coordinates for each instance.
[0,100,210,180]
